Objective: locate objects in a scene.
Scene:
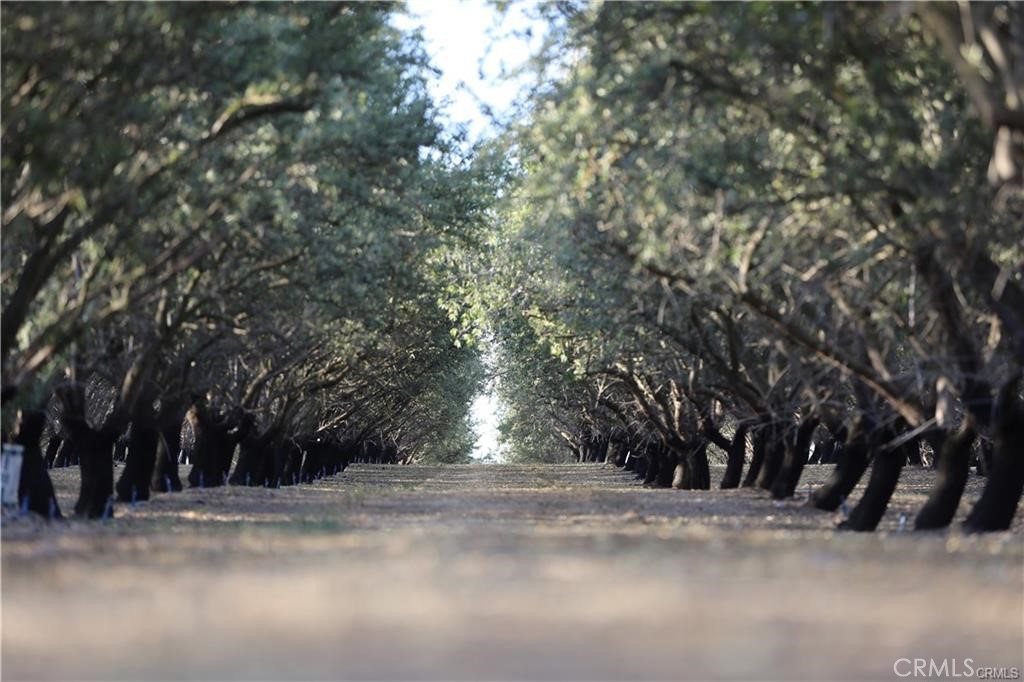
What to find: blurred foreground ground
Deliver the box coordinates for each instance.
[2,463,1022,681]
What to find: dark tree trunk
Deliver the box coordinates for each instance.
[642,442,661,486]
[216,412,250,482]
[14,410,62,518]
[808,420,870,512]
[610,440,629,467]
[268,437,302,485]
[360,441,376,464]
[321,440,346,475]
[232,428,273,486]
[905,439,924,466]
[608,430,629,467]
[255,434,281,487]
[964,388,1024,532]
[915,421,974,530]
[580,435,596,463]
[300,437,326,483]
[771,417,820,500]
[720,424,748,489]
[217,442,236,483]
[149,399,186,493]
[654,446,675,488]
[263,438,290,487]
[186,402,240,489]
[667,441,710,490]
[67,421,117,519]
[187,406,216,488]
[692,441,710,490]
[623,446,638,474]
[151,428,183,492]
[741,425,768,488]
[280,439,303,485]
[755,422,785,490]
[151,407,184,493]
[383,441,398,464]
[116,418,159,503]
[841,424,911,532]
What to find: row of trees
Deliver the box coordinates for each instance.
[3,2,1021,535]
[2,4,495,517]
[475,2,1022,531]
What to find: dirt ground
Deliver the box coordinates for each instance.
[1,462,1022,681]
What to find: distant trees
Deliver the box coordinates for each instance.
[481,2,1022,531]
[2,3,494,516]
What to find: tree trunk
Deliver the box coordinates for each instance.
[280,439,303,486]
[151,406,185,493]
[755,422,785,490]
[841,426,910,532]
[608,431,629,467]
[692,441,710,489]
[720,424,748,489]
[770,417,820,499]
[68,420,117,519]
[905,439,924,466]
[914,422,974,529]
[654,446,675,488]
[322,440,346,475]
[642,442,661,486]
[115,393,161,503]
[611,440,628,467]
[808,419,870,512]
[741,426,768,488]
[255,435,281,487]
[624,449,637,473]
[964,387,1024,532]
[300,437,324,483]
[115,421,159,503]
[14,410,62,518]
[231,428,272,486]
[186,403,237,488]
[151,428,183,493]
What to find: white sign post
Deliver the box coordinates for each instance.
[1,443,25,508]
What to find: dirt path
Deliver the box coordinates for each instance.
[2,463,1022,681]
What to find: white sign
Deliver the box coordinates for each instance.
[1,443,25,506]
